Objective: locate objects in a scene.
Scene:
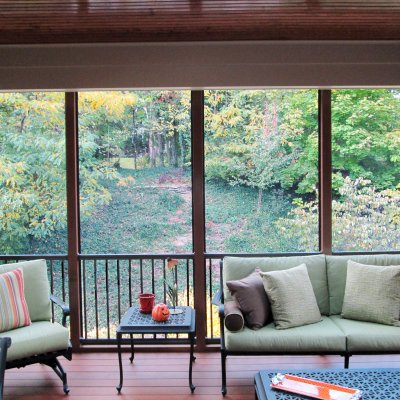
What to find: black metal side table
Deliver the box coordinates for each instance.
[116,305,196,394]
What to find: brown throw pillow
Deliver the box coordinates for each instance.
[224,301,245,332]
[226,269,270,330]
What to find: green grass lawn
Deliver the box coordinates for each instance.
[30,166,297,254]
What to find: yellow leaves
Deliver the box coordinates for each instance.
[79,91,138,116]
[0,160,26,188]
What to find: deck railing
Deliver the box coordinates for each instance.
[0,252,322,345]
[79,254,195,344]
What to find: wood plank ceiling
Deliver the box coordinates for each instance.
[1,1,400,44]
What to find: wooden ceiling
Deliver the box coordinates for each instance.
[1,1,400,44]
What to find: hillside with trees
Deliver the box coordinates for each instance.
[0,89,399,254]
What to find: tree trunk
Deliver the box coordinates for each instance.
[170,129,180,168]
[159,133,165,167]
[257,187,263,213]
[149,131,156,168]
[178,130,185,168]
[133,141,137,170]
[131,108,137,169]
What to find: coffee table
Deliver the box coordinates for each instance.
[116,305,196,393]
[255,368,400,399]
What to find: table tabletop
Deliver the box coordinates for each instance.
[117,305,195,334]
[255,368,400,400]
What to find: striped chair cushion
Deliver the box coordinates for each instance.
[0,268,31,332]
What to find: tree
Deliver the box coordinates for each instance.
[78,91,138,164]
[332,89,400,191]
[204,90,319,203]
[0,93,67,253]
[0,92,123,254]
[275,177,400,252]
[131,91,191,169]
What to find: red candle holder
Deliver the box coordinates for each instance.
[139,293,155,314]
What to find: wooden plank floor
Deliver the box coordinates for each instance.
[4,351,400,399]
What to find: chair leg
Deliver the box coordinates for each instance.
[344,354,350,369]
[221,351,227,396]
[44,358,70,394]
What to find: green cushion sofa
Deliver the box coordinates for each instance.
[214,254,400,395]
[0,259,72,394]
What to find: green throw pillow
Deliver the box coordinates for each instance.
[341,260,400,327]
[260,264,322,330]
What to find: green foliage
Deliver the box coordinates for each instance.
[205,90,319,198]
[205,89,400,198]
[0,92,120,254]
[1,89,399,255]
[332,89,400,191]
[276,177,400,252]
[0,93,67,253]
[80,168,188,253]
[206,181,295,252]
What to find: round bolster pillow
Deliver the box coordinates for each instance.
[224,301,245,332]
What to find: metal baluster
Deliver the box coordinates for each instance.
[94,259,99,339]
[79,259,84,339]
[105,259,110,339]
[151,258,155,295]
[186,259,190,306]
[82,259,88,340]
[117,259,121,322]
[151,258,156,339]
[163,259,167,304]
[140,258,143,294]
[128,258,132,307]
[208,257,213,338]
[50,259,54,322]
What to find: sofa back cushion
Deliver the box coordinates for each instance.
[0,259,51,322]
[223,255,329,315]
[326,254,400,315]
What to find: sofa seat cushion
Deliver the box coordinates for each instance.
[225,316,346,352]
[0,321,70,362]
[330,315,400,352]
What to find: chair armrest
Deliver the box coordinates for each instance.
[212,289,224,318]
[50,294,70,327]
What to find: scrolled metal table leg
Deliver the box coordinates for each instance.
[189,332,196,393]
[116,333,123,393]
[129,333,134,363]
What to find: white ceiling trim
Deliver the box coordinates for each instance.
[1,41,399,91]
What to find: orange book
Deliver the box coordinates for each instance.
[270,373,363,400]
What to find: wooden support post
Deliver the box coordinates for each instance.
[191,91,207,351]
[319,90,332,255]
[65,92,81,350]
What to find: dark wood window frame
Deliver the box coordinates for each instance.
[65,89,332,351]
